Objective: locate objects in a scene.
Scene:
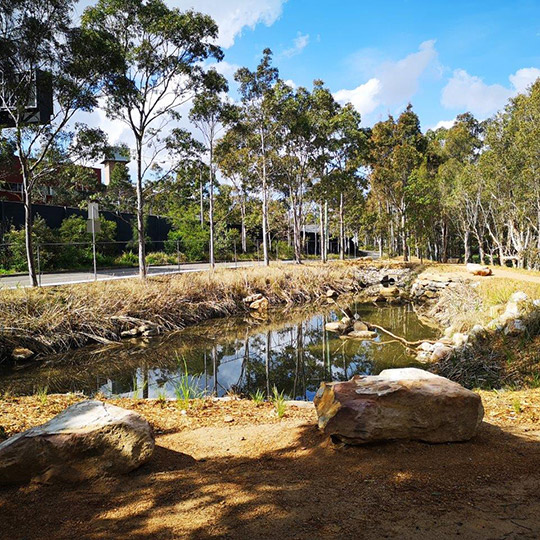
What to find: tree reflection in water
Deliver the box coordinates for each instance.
[0,303,439,400]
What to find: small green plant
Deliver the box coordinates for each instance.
[529,372,540,389]
[174,357,205,410]
[35,385,48,406]
[512,399,522,414]
[132,376,147,399]
[271,385,287,418]
[250,388,265,405]
[156,389,168,405]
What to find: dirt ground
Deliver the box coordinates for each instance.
[1,391,540,540]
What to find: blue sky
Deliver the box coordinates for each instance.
[75,0,540,151]
[195,0,540,129]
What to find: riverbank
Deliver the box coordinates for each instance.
[1,392,539,539]
[0,260,417,365]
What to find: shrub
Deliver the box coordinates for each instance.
[114,251,138,267]
[146,251,177,266]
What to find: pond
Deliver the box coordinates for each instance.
[0,300,439,401]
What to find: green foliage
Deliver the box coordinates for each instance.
[167,211,209,262]
[250,388,265,405]
[174,358,205,410]
[271,385,287,418]
[114,251,138,267]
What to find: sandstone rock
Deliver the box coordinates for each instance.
[250,297,269,311]
[11,347,34,360]
[452,333,469,347]
[243,293,263,304]
[418,342,435,352]
[430,343,453,362]
[138,324,160,336]
[466,263,492,276]
[0,400,154,485]
[326,289,338,298]
[346,330,377,339]
[325,322,342,332]
[379,285,399,297]
[504,318,527,336]
[353,321,369,332]
[314,368,483,445]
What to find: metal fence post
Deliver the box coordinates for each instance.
[37,244,41,287]
[177,239,181,271]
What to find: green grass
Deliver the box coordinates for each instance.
[156,389,168,405]
[132,375,147,399]
[512,399,522,414]
[34,385,48,406]
[174,357,205,410]
[271,386,287,418]
[250,388,265,405]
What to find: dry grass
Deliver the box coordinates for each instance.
[0,260,413,364]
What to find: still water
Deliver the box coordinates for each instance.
[0,302,438,401]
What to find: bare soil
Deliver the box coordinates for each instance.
[1,391,540,540]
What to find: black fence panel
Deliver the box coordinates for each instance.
[0,200,171,243]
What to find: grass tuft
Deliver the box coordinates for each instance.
[250,388,265,405]
[271,386,287,418]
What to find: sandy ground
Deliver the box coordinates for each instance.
[1,392,540,540]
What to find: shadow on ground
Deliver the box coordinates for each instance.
[1,421,539,539]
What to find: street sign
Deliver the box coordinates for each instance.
[86,219,101,233]
[88,202,99,220]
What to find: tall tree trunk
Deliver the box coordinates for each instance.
[339,192,344,260]
[401,211,409,262]
[319,202,325,263]
[324,200,329,262]
[291,190,302,264]
[136,140,146,279]
[209,143,215,270]
[261,132,269,266]
[463,230,470,263]
[441,219,448,263]
[240,194,247,253]
[199,170,204,227]
[15,138,37,287]
[23,182,37,287]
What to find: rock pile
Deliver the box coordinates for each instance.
[314,368,484,445]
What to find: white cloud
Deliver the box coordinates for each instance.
[282,32,310,58]
[333,78,381,116]
[333,40,438,121]
[431,119,456,131]
[441,67,540,117]
[509,67,540,93]
[75,0,286,49]
[181,0,286,48]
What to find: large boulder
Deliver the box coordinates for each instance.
[314,368,483,445]
[0,400,154,485]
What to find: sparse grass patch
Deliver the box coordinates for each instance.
[271,386,287,418]
[34,385,48,406]
[174,358,205,410]
[250,389,265,405]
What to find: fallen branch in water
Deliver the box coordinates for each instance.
[368,324,439,348]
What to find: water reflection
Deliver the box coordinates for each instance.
[0,303,438,401]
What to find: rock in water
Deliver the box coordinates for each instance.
[0,400,154,485]
[314,368,483,445]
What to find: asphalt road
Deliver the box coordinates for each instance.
[0,260,265,289]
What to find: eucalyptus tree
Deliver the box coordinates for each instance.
[234,49,280,266]
[82,0,222,278]
[309,80,341,262]
[215,128,255,253]
[272,81,313,264]
[0,0,122,285]
[369,105,426,261]
[189,70,236,269]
